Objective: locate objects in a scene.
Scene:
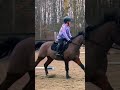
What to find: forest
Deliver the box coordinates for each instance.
[35,0,85,40]
[35,0,120,40]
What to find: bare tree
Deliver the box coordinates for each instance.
[35,0,85,40]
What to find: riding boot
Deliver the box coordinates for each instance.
[56,43,61,56]
[56,39,64,56]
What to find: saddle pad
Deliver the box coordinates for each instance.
[51,42,69,52]
[51,42,58,51]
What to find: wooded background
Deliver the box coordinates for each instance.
[0,0,119,40]
[35,0,85,40]
[0,0,34,40]
[86,0,120,25]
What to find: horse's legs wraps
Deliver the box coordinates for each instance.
[44,56,53,76]
[73,58,85,71]
[64,60,70,79]
[92,75,113,90]
[23,71,35,90]
[0,72,25,90]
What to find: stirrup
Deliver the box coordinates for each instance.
[56,53,61,56]
[56,53,63,57]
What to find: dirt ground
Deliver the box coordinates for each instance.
[0,47,120,90]
[0,58,30,90]
[35,48,120,90]
[86,49,120,90]
[35,47,85,90]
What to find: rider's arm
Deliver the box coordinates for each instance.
[68,28,72,38]
[62,27,71,41]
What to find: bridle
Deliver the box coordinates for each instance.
[88,39,120,50]
[86,18,120,51]
[71,34,84,47]
[71,42,82,47]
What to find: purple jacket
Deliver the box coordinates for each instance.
[56,24,72,41]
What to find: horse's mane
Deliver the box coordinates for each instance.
[85,13,119,40]
[0,37,21,59]
[71,31,84,40]
[85,13,118,33]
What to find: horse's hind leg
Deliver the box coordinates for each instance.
[0,72,25,90]
[92,75,113,90]
[44,56,53,76]
[73,57,85,71]
[64,60,71,79]
[23,71,35,90]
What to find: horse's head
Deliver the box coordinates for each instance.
[102,13,120,46]
[88,14,120,47]
[110,16,120,46]
[107,15,120,45]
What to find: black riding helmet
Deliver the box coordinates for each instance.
[63,16,72,23]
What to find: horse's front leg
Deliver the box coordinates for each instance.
[0,72,25,90]
[64,60,71,79]
[23,71,34,90]
[92,74,113,90]
[44,56,53,76]
[73,57,85,71]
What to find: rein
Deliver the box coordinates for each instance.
[71,42,81,47]
[88,39,120,50]
[87,39,109,51]
[71,33,84,47]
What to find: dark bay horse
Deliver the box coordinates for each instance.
[0,37,44,90]
[85,15,120,90]
[35,32,85,79]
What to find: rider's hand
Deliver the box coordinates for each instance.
[71,37,74,40]
[68,40,72,43]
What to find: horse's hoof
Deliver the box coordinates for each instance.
[46,75,48,77]
[66,76,71,79]
[45,72,48,76]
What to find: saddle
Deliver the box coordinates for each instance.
[51,41,69,53]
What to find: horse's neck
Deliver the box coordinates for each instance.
[72,35,83,47]
[91,22,115,42]
[90,22,116,49]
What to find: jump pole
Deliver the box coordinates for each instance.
[35,66,55,70]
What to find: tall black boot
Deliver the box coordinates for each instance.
[56,44,61,56]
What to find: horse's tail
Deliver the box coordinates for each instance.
[0,37,21,59]
[35,41,44,50]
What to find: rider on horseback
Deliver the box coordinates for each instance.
[56,16,73,56]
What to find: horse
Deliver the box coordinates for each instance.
[0,37,44,90]
[35,32,85,79]
[85,15,120,90]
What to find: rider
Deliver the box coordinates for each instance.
[56,16,73,56]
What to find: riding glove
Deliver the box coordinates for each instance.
[68,40,72,43]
